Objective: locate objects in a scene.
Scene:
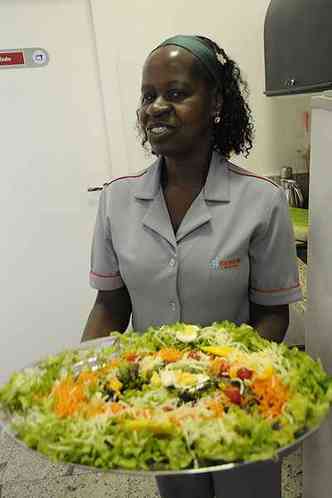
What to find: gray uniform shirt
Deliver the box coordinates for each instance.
[90,152,302,332]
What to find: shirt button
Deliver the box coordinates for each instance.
[170,301,176,311]
[169,258,176,267]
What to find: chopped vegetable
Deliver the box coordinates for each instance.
[224,385,242,405]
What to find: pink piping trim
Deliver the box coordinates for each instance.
[227,166,280,188]
[90,271,120,279]
[103,171,147,187]
[251,282,300,293]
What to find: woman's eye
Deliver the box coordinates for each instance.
[168,89,185,100]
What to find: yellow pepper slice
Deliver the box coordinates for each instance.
[201,346,235,357]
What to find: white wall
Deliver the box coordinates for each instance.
[91,0,310,177]
[0,0,111,382]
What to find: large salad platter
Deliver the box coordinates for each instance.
[1,322,331,476]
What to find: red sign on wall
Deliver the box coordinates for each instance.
[0,51,25,66]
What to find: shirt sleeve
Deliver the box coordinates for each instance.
[89,187,124,291]
[249,187,302,305]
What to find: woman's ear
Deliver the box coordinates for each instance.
[215,90,223,114]
[210,88,223,120]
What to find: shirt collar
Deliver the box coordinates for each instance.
[134,157,161,200]
[203,151,230,202]
[134,151,230,202]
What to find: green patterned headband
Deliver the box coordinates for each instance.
[153,35,226,88]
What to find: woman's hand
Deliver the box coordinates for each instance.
[81,288,132,342]
[249,302,289,343]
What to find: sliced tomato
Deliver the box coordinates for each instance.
[224,385,242,405]
[237,367,253,380]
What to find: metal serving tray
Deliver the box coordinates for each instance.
[0,336,325,477]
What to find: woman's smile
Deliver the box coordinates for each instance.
[147,124,177,140]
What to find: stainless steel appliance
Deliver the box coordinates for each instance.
[280,167,304,207]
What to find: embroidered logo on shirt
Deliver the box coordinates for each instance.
[209,258,219,270]
[210,257,241,270]
[220,258,241,270]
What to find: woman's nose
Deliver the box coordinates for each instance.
[147,96,171,116]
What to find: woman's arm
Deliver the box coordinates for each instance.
[81,288,132,342]
[249,302,289,343]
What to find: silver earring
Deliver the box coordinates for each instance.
[214,114,221,124]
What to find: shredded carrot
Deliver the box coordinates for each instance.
[77,371,98,385]
[205,399,224,417]
[110,402,125,415]
[52,377,86,418]
[123,352,140,362]
[52,372,104,418]
[158,348,182,363]
[252,374,289,418]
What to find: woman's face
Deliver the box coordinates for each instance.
[139,46,215,159]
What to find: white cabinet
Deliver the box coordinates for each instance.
[303,96,332,498]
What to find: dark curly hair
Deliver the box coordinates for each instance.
[137,35,254,159]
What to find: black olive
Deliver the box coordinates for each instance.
[178,390,196,403]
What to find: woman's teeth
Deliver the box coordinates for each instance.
[149,126,170,135]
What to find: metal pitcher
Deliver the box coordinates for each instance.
[281,179,304,208]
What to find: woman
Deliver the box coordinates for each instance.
[83,35,302,498]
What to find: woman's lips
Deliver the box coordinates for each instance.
[147,125,176,140]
